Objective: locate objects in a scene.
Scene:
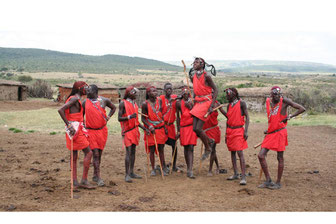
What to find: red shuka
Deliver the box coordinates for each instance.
[120,99,140,148]
[180,100,198,146]
[190,71,213,121]
[160,94,177,140]
[85,98,108,150]
[226,100,248,151]
[261,97,288,151]
[203,110,221,144]
[144,98,168,151]
[65,96,89,151]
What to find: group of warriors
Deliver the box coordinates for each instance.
[58,57,305,190]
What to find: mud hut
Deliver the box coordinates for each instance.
[56,83,120,103]
[0,80,28,101]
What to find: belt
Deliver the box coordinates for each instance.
[181,124,192,128]
[122,126,137,135]
[154,125,165,130]
[267,127,286,135]
[165,122,174,126]
[85,125,106,130]
[227,125,244,129]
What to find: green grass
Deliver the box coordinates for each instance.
[250,113,336,128]
[0,107,122,134]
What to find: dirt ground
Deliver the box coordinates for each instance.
[0,101,335,212]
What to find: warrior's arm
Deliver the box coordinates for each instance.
[104,97,116,120]
[241,101,249,140]
[58,96,79,127]
[205,74,218,110]
[282,97,306,121]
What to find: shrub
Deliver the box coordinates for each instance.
[28,79,53,99]
[18,75,33,82]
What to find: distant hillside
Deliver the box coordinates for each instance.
[168,60,336,73]
[0,47,180,73]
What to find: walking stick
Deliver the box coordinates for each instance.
[145,136,150,178]
[181,60,193,103]
[204,104,225,118]
[169,139,178,175]
[153,134,164,180]
[198,144,204,175]
[70,138,74,199]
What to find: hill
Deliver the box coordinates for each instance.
[168,60,336,73]
[0,47,180,73]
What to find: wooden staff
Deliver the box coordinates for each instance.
[181,60,193,103]
[145,136,150,179]
[254,142,262,149]
[169,139,178,175]
[204,104,225,118]
[198,144,204,175]
[153,134,165,180]
[70,138,74,199]
[139,111,148,117]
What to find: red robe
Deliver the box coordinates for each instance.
[120,99,140,148]
[65,96,89,151]
[190,71,213,121]
[85,98,108,150]
[160,94,177,140]
[261,97,288,152]
[203,109,221,144]
[180,100,198,146]
[144,98,168,151]
[226,100,248,151]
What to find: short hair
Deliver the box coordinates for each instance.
[90,84,98,94]
[164,82,172,89]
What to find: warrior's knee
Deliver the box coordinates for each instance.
[193,127,201,137]
[258,153,265,160]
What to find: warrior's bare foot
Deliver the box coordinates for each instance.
[267,182,281,190]
[240,176,247,185]
[79,179,96,189]
[92,176,99,183]
[201,150,211,161]
[150,170,156,176]
[97,179,105,187]
[207,171,213,177]
[258,180,274,188]
[227,174,239,180]
[130,173,142,179]
[187,171,195,179]
[125,175,133,183]
[73,180,79,188]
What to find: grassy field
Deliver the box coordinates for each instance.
[1,107,335,137]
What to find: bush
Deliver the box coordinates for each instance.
[28,79,53,99]
[18,75,33,82]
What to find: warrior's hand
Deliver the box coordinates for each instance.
[176,132,180,140]
[149,125,155,134]
[68,126,75,137]
[129,113,137,119]
[145,128,150,136]
[280,114,292,123]
[244,131,248,140]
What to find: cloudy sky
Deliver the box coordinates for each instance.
[1,0,336,65]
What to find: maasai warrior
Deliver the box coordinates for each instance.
[189,57,218,160]
[141,86,169,176]
[204,101,226,177]
[176,87,198,178]
[225,88,249,185]
[82,84,116,187]
[58,81,95,189]
[258,86,305,189]
[118,86,149,183]
[159,83,180,172]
